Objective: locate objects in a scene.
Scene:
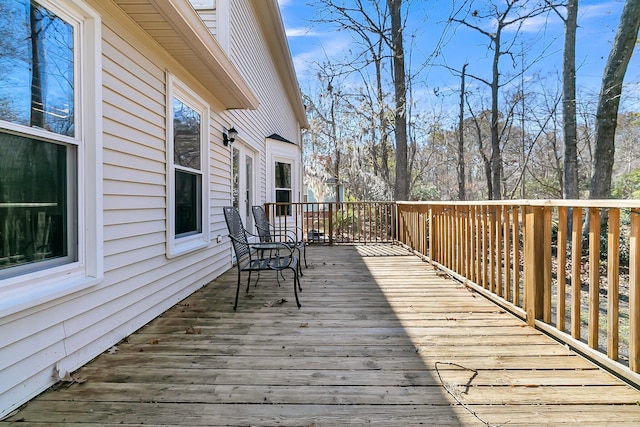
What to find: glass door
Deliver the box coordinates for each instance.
[245,155,254,230]
[231,145,255,232]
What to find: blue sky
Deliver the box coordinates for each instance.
[277,0,639,110]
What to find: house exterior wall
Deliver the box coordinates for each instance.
[222,0,303,205]
[0,0,304,417]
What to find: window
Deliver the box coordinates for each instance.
[0,133,74,278]
[275,161,292,216]
[167,75,210,256]
[0,0,101,314]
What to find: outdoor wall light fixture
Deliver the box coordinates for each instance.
[223,127,238,146]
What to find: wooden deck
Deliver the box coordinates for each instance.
[4,245,640,426]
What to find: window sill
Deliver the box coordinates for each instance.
[0,273,102,319]
[166,236,210,259]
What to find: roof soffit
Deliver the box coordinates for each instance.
[113,0,259,110]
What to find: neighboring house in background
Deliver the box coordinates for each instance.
[0,0,306,417]
[305,177,344,204]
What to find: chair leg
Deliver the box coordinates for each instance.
[303,244,308,268]
[234,268,241,311]
[297,250,303,277]
[291,267,301,309]
[255,270,261,287]
[246,271,252,292]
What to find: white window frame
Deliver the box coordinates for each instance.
[274,158,294,217]
[166,74,211,258]
[0,0,103,318]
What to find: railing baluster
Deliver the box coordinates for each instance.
[504,206,511,302]
[470,205,477,284]
[458,206,464,275]
[557,206,568,332]
[496,205,503,297]
[328,203,334,245]
[512,206,520,307]
[489,206,496,293]
[588,207,601,350]
[630,208,640,372]
[571,207,583,340]
[483,206,489,290]
[544,206,552,324]
[608,208,620,361]
[476,205,482,288]
[466,205,472,279]
[447,208,453,269]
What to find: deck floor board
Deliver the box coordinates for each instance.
[4,245,640,426]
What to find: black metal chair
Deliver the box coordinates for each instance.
[252,205,307,274]
[223,206,301,310]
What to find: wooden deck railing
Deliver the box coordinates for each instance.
[397,200,640,387]
[263,200,640,386]
[264,202,396,244]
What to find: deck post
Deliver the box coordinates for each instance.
[524,205,545,326]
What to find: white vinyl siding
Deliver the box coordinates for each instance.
[0,0,304,418]
[197,0,230,54]
[217,0,301,206]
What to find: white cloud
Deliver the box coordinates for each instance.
[286,27,318,37]
[291,34,353,79]
[517,13,562,33]
[580,2,620,20]
[277,0,292,7]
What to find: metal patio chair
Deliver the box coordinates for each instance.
[223,206,301,311]
[252,205,307,275]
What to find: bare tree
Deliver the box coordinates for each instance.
[303,62,349,203]
[312,0,393,192]
[546,0,579,199]
[589,0,640,199]
[450,0,559,200]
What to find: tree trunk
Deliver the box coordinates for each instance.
[458,64,467,201]
[490,28,502,200]
[589,0,640,199]
[388,0,408,201]
[471,113,493,199]
[375,54,391,186]
[563,0,579,199]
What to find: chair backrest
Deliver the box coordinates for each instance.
[223,206,251,260]
[252,205,272,243]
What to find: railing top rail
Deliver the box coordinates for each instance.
[397,199,640,209]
